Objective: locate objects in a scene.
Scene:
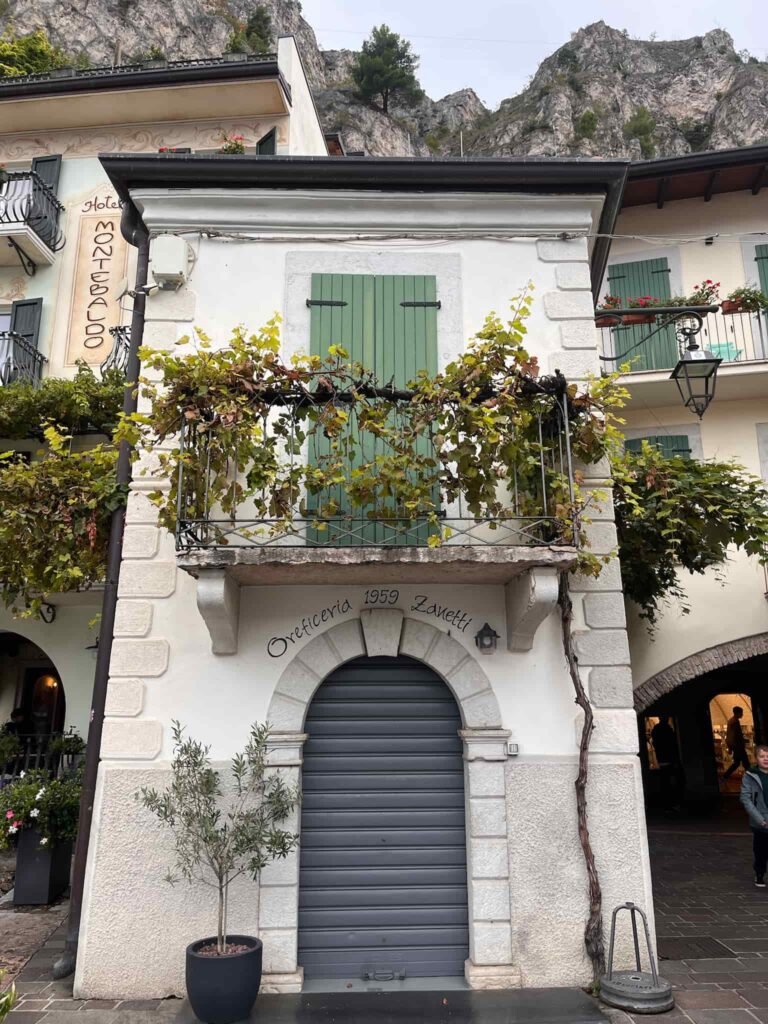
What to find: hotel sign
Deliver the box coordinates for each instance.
[66,195,128,365]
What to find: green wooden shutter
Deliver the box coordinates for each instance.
[606,256,678,371]
[625,435,691,459]
[256,129,277,155]
[756,245,768,296]
[308,274,438,545]
[10,298,43,349]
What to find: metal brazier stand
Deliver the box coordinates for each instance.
[186,937,263,1024]
[14,828,72,906]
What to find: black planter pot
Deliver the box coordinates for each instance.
[14,828,72,906]
[186,936,263,1024]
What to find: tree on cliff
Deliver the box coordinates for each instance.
[0,28,70,77]
[351,24,423,114]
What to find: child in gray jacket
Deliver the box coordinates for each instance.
[740,744,768,888]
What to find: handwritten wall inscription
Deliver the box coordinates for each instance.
[65,198,128,365]
[267,598,353,658]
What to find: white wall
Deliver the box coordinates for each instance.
[608,190,768,298]
[624,397,768,687]
[277,36,328,157]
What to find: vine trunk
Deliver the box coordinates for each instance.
[558,571,605,986]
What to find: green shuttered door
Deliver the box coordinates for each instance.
[309,274,439,544]
[607,257,678,371]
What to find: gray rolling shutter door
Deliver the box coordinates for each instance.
[298,655,469,980]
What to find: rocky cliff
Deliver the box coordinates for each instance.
[1,1,767,159]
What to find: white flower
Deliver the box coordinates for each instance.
[29,808,39,818]
[39,837,48,846]
[8,826,17,834]
[35,788,45,801]
[19,771,25,778]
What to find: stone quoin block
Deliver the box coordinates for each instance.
[548,349,601,380]
[259,886,299,930]
[275,659,321,705]
[428,631,469,677]
[572,628,631,667]
[462,689,503,729]
[101,718,163,760]
[556,264,592,290]
[470,798,508,838]
[118,562,176,599]
[576,708,639,754]
[126,490,161,525]
[560,320,599,350]
[470,839,510,880]
[583,593,627,630]
[471,922,514,966]
[260,931,298,974]
[360,607,404,657]
[293,635,341,681]
[465,962,522,990]
[583,521,619,556]
[110,638,170,677]
[543,290,595,321]
[467,761,506,798]
[260,852,300,887]
[104,679,144,717]
[122,526,160,560]
[569,558,623,593]
[447,658,493,701]
[588,666,635,708]
[266,693,306,733]
[113,600,153,638]
[573,456,613,482]
[325,618,365,663]
[470,879,512,921]
[399,617,437,660]
[536,238,589,262]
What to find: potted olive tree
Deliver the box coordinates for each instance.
[0,769,81,905]
[138,722,298,1024]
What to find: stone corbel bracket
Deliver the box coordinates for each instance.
[504,566,560,652]
[195,568,241,655]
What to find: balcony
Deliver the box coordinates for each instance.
[596,305,768,404]
[173,386,580,651]
[0,171,65,270]
[0,331,46,386]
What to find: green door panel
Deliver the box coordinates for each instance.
[606,257,678,371]
[308,274,439,545]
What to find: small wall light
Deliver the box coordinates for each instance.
[474,622,500,655]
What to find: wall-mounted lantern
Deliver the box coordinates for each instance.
[670,342,721,419]
[474,622,500,655]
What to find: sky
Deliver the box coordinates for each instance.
[300,0,768,109]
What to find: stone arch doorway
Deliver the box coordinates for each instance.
[259,610,519,991]
[0,631,64,738]
[297,654,469,982]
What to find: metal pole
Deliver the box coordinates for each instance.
[54,203,149,980]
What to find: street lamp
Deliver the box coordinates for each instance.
[670,340,721,420]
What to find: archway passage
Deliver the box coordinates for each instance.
[297,655,469,981]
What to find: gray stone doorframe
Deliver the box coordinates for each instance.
[259,609,519,993]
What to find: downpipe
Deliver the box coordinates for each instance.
[54,203,149,980]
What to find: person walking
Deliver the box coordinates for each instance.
[651,715,682,811]
[740,744,768,888]
[724,706,751,779]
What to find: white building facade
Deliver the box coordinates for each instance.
[74,155,654,997]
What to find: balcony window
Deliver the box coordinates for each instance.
[0,298,45,387]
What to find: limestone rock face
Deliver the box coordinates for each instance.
[1,5,766,160]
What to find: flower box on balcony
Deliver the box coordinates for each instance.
[595,315,615,328]
[720,300,744,315]
[622,313,656,326]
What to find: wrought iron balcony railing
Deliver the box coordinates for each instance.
[597,306,768,372]
[102,325,131,375]
[175,390,577,552]
[0,330,46,386]
[0,170,65,254]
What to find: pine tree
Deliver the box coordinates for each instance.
[351,24,422,114]
[0,29,70,78]
[245,6,272,53]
